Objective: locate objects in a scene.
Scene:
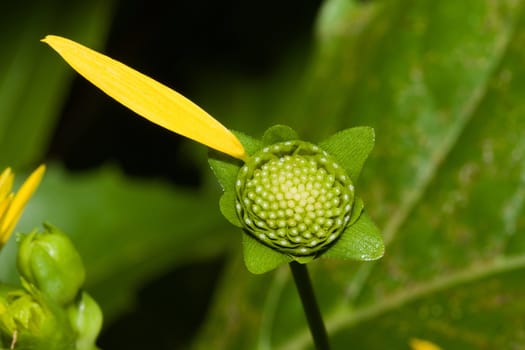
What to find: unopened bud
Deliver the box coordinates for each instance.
[17,224,85,306]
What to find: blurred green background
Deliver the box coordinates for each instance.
[1,0,525,349]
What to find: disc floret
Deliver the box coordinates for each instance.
[236,141,355,256]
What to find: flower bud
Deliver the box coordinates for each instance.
[17,224,85,306]
[67,292,103,350]
[236,140,356,256]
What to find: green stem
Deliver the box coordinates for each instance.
[289,262,330,350]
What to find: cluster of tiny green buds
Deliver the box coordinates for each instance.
[0,224,102,350]
[0,284,76,349]
[236,140,355,256]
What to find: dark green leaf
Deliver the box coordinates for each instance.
[0,0,115,169]
[195,1,525,349]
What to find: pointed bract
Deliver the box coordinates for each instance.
[262,125,299,145]
[321,213,384,261]
[219,192,242,227]
[319,127,375,183]
[242,234,292,274]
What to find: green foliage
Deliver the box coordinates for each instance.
[0,0,114,169]
[1,0,525,349]
[194,0,525,348]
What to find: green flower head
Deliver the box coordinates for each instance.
[210,125,384,274]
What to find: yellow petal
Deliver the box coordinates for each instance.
[409,338,442,350]
[0,194,14,231]
[1,165,46,245]
[42,35,247,161]
[0,168,14,202]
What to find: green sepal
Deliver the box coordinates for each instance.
[293,256,316,264]
[349,196,364,226]
[319,126,375,183]
[208,130,262,192]
[219,191,242,227]
[0,287,76,349]
[321,213,384,261]
[262,125,299,145]
[68,291,103,350]
[233,130,264,156]
[209,125,383,272]
[209,130,263,228]
[208,150,242,193]
[242,233,292,274]
[208,151,242,226]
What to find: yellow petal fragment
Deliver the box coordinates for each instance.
[0,194,14,229]
[42,35,247,161]
[1,165,46,245]
[0,168,14,201]
[409,338,443,350]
